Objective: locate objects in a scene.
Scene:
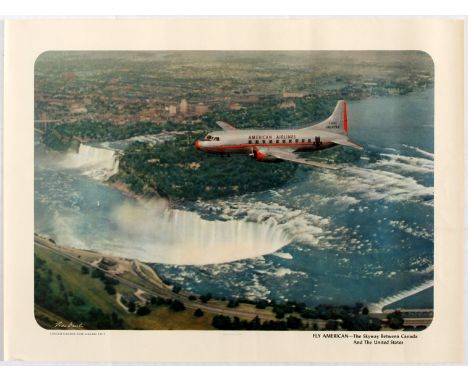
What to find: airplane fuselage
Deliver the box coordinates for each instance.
[195,129,339,156]
[194,100,361,168]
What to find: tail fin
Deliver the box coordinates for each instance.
[301,100,348,136]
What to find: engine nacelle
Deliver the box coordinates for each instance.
[250,148,282,162]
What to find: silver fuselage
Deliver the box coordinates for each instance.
[195,129,339,155]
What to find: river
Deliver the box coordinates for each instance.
[35,89,434,309]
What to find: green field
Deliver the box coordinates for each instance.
[34,238,409,331]
[34,243,214,330]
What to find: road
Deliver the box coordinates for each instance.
[36,236,431,330]
[35,236,279,322]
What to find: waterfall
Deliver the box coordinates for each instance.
[60,144,119,181]
[55,145,292,265]
[368,279,434,313]
[110,200,292,265]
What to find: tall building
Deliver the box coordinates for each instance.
[69,103,87,114]
[227,103,242,110]
[279,100,296,109]
[282,90,306,98]
[180,99,189,114]
[168,105,177,115]
[194,103,209,115]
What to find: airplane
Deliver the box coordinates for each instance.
[194,100,363,170]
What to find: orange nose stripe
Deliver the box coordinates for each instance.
[195,140,201,150]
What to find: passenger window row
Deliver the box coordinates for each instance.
[247,138,313,144]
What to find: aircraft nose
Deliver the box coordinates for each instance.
[194,140,201,150]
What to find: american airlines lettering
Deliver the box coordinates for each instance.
[248,134,297,140]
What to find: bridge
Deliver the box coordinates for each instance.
[368,280,434,313]
[369,308,433,329]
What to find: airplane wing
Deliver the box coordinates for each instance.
[262,148,340,170]
[216,121,237,131]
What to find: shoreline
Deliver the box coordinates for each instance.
[33,234,434,331]
[105,179,142,201]
[106,178,163,203]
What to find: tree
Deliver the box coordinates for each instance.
[194,308,204,317]
[294,302,306,314]
[353,302,364,314]
[91,268,105,280]
[387,311,404,329]
[128,301,136,313]
[275,310,285,320]
[212,315,232,330]
[104,277,119,286]
[81,266,90,275]
[248,316,262,330]
[200,293,212,303]
[325,319,339,330]
[231,316,243,330]
[104,284,116,295]
[286,316,303,330]
[170,300,186,312]
[136,306,151,316]
[301,309,318,319]
[72,295,86,306]
[368,317,382,331]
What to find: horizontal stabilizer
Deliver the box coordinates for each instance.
[332,138,364,150]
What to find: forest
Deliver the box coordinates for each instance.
[112,135,298,200]
[42,95,363,201]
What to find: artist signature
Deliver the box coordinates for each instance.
[54,321,85,329]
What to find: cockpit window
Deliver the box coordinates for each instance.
[203,135,220,141]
